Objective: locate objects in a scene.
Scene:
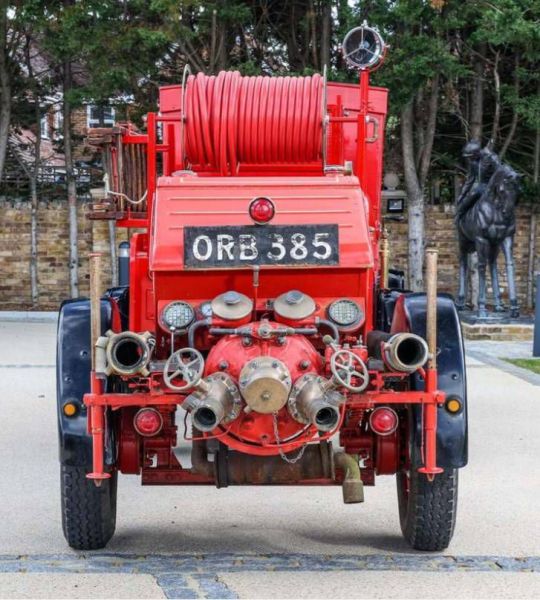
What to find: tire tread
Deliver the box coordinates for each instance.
[61,465,117,550]
[399,467,458,551]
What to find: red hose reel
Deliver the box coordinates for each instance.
[183,71,324,175]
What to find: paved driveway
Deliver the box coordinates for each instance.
[0,320,539,598]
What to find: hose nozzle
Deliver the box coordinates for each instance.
[368,331,428,373]
[103,330,154,376]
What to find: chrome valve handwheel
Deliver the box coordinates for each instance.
[163,348,204,391]
[330,349,369,392]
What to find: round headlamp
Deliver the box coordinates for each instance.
[328,299,363,328]
[160,301,195,331]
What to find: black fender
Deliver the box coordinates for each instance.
[375,270,407,330]
[388,268,406,290]
[376,289,404,331]
[56,298,116,467]
[104,286,129,331]
[391,292,468,469]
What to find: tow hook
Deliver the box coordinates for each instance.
[334,452,364,504]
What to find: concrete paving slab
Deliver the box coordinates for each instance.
[465,341,540,386]
[465,350,540,386]
[0,322,56,366]
[0,311,58,323]
[465,355,485,367]
[221,571,540,599]
[465,340,534,360]
[464,340,540,385]
[0,573,165,599]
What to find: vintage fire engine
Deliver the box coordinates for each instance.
[56,26,467,551]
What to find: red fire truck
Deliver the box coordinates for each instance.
[56,26,467,551]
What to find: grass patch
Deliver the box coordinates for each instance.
[504,358,540,375]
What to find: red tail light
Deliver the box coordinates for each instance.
[249,197,275,224]
[134,408,163,437]
[369,407,398,436]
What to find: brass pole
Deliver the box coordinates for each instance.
[425,248,438,369]
[89,253,102,371]
[381,228,390,289]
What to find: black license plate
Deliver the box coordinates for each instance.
[184,224,339,268]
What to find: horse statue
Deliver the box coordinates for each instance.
[456,162,522,319]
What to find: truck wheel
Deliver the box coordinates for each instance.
[396,418,458,551]
[61,465,117,550]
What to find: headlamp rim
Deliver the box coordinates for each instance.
[159,300,195,332]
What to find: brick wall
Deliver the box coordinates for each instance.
[71,107,87,137]
[72,107,95,162]
[0,199,537,311]
[0,199,127,310]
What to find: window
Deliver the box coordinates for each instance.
[40,116,49,139]
[54,111,63,139]
[87,105,115,128]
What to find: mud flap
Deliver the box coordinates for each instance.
[391,292,468,469]
[56,298,116,467]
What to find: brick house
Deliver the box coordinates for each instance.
[3,39,116,194]
[37,103,115,163]
[3,102,115,199]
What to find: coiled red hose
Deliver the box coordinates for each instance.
[184,71,324,175]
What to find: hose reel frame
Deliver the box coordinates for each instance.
[180,71,326,174]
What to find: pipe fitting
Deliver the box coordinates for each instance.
[288,373,344,432]
[183,373,242,432]
[239,357,292,414]
[188,317,211,348]
[334,452,364,504]
[104,330,154,376]
[315,317,339,343]
[367,331,428,373]
[94,335,109,377]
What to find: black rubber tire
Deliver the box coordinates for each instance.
[397,456,458,551]
[61,465,117,550]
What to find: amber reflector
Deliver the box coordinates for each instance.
[446,398,462,414]
[63,402,78,417]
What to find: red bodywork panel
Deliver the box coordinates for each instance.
[150,175,373,271]
[144,174,375,334]
[327,83,387,231]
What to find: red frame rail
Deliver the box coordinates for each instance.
[84,380,445,482]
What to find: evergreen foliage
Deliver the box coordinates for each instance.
[1,1,538,199]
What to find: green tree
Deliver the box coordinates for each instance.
[21,0,179,296]
[358,0,465,289]
[350,0,539,291]
[21,0,85,297]
[0,2,27,181]
[10,29,55,306]
[7,0,540,303]
[472,0,540,306]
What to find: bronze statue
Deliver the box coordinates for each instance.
[455,141,521,319]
